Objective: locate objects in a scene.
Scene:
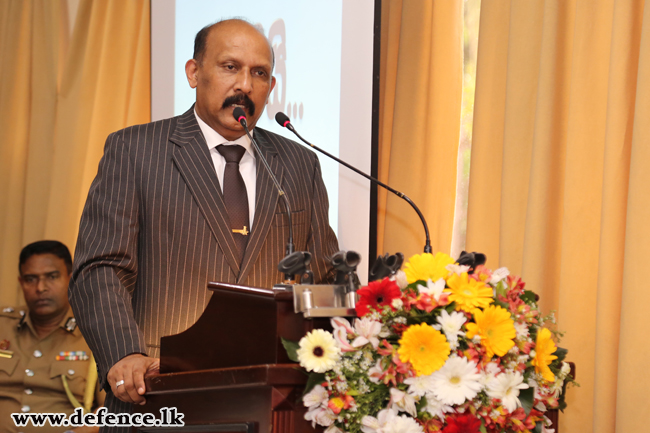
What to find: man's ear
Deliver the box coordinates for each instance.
[266,76,277,104]
[185,59,199,89]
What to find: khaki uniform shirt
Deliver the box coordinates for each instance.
[0,306,104,433]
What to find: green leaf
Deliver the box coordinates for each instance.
[493,299,509,310]
[416,395,428,412]
[519,386,535,416]
[533,421,543,433]
[281,337,300,362]
[495,280,508,298]
[521,290,538,303]
[304,372,326,394]
[554,346,568,362]
[479,422,488,433]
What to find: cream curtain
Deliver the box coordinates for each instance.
[467,0,650,431]
[0,0,150,306]
[377,0,463,258]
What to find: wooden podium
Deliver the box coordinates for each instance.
[135,282,328,433]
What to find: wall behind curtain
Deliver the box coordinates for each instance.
[466,0,650,431]
[377,0,463,258]
[0,0,150,306]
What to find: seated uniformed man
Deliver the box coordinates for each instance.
[0,241,104,433]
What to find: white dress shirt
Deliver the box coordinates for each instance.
[194,110,257,228]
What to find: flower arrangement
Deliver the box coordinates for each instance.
[283,252,575,433]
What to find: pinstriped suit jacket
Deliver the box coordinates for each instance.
[68,107,339,391]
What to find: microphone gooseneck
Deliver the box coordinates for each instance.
[275,111,432,254]
[232,108,296,271]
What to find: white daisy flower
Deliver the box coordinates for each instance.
[487,371,529,413]
[479,361,500,390]
[430,356,482,405]
[297,329,341,373]
[404,374,435,397]
[383,414,425,433]
[433,309,467,349]
[423,393,453,419]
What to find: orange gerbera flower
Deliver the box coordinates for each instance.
[404,252,455,284]
[398,323,450,376]
[465,305,516,359]
[532,328,557,382]
[446,272,493,313]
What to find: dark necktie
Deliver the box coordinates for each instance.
[217,144,250,264]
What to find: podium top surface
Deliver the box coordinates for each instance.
[145,364,306,395]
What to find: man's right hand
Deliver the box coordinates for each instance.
[107,354,160,405]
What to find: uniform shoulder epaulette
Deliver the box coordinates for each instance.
[0,306,26,320]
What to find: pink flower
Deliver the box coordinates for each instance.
[331,317,356,352]
[352,317,383,349]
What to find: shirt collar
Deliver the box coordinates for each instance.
[194,109,255,158]
[22,306,79,337]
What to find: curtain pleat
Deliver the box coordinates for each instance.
[467,0,649,431]
[0,0,150,306]
[378,0,463,258]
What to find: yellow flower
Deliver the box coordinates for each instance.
[398,323,450,376]
[532,328,558,382]
[404,252,455,284]
[465,305,516,359]
[446,272,494,313]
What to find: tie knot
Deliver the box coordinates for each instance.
[217,144,246,163]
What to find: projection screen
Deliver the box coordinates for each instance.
[151,0,379,282]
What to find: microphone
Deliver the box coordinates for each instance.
[275,112,432,254]
[232,108,296,281]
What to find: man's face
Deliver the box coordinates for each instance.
[185,21,276,141]
[19,254,71,320]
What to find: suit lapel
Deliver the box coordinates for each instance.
[170,108,242,275]
[237,130,283,284]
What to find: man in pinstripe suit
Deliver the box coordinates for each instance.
[69,19,338,422]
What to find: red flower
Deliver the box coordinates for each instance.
[442,414,482,433]
[355,278,401,317]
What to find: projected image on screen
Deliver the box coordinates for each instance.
[175,1,343,233]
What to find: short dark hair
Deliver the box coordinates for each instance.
[193,19,275,69]
[19,240,73,274]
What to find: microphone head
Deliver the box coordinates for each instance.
[275,112,291,128]
[232,107,247,125]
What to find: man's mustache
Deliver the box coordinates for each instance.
[222,94,256,117]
